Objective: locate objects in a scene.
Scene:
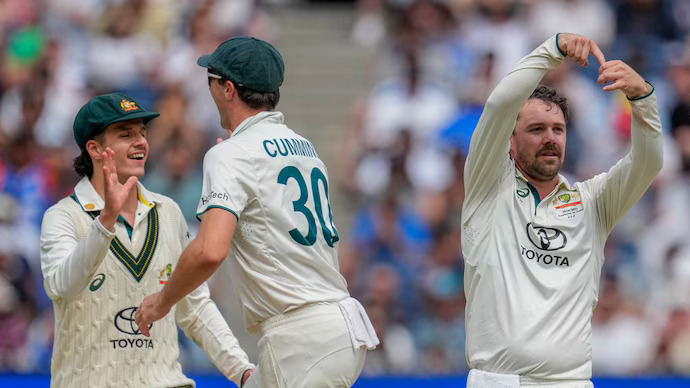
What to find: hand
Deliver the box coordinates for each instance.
[100,148,138,229]
[597,60,650,99]
[557,33,606,68]
[241,368,254,387]
[135,292,171,337]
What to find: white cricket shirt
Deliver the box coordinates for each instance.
[462,35,663,380]
[40,178,253,387]
[197,111,350,333]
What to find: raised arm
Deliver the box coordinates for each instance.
[463,34,605,221]
[40,207,115,299]
[583,61,662,233]
[40,149,137,299]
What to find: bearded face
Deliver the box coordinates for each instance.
[510,99,567,182]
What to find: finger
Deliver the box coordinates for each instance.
[123,176,138,193]
[591,42,606,67]
[580,41,590,65]
[216,137,223,144]
[602,79,624,92]
[572,41,583,63]
[106,148,116,173]
[140,322,150,337]
[136,312,150,336]
[598,69,623,84]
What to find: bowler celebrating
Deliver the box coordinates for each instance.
[462,33,662,387]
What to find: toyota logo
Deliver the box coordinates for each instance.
[114,307,152,335]
[526,223,567,251]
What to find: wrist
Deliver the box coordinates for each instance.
[98,210,117,232]
[241,368,253,387]
[626,81,654,101]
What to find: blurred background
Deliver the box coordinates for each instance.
[1,0,690,385]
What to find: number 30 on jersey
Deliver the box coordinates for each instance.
[278,166,339,247]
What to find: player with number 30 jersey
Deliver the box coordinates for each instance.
[136,37,378,388]
[198,112,349,334]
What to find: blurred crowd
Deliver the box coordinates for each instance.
[1,0,690,379]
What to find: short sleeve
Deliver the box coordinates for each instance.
[196,143,254,221]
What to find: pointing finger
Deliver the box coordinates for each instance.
[591,42,606,67]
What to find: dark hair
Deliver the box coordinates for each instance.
[236,84,280,110]
[527,85,569,123]
[72,132,105,178]
[212,77,280,110]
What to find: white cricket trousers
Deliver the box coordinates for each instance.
[467,369,594,388]
[243,303,367,388]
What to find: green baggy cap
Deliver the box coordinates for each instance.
[197,36,284,93]
[73,92,160,149]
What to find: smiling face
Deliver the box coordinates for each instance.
[510,99,566,182]
[96,119,149,181]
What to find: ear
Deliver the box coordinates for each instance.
[86,139,103,160]
[223,80,237,101]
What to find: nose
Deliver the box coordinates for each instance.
[133,131,148,147]
[543,128,557,144]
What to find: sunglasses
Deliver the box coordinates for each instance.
[207,70,223,86]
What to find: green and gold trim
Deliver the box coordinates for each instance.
[73,193,159,282]
[108,208,159,281]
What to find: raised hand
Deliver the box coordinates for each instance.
[557,33,606,68]
[597,60,650,99]
[100,148,138,230]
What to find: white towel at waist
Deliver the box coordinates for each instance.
[467,369,520,388]
[337,297,379,350]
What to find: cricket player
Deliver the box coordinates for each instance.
[40,93,254,388]
[136,36,379,388]
[462,33,663,387]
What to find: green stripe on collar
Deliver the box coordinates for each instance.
[87,207,159,282]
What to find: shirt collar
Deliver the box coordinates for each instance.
[72,176,161,212]
[231,111,284,138]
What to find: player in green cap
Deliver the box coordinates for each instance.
[136,36,379,387]
[40,92,254,388]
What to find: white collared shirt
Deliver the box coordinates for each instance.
[40,177,253,387]
[197,111,350,333]
[462,35,663,380]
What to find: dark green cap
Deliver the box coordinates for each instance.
[73,92,160,149]
[197,36,284,93]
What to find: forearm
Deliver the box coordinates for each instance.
[177,293,254,385]
[464,35,564,214]
[41,213,115,299]
[628,85,663,186]
[593,86,663,231]
[160,238,222,309]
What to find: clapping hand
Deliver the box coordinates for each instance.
[99,148,138,230]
